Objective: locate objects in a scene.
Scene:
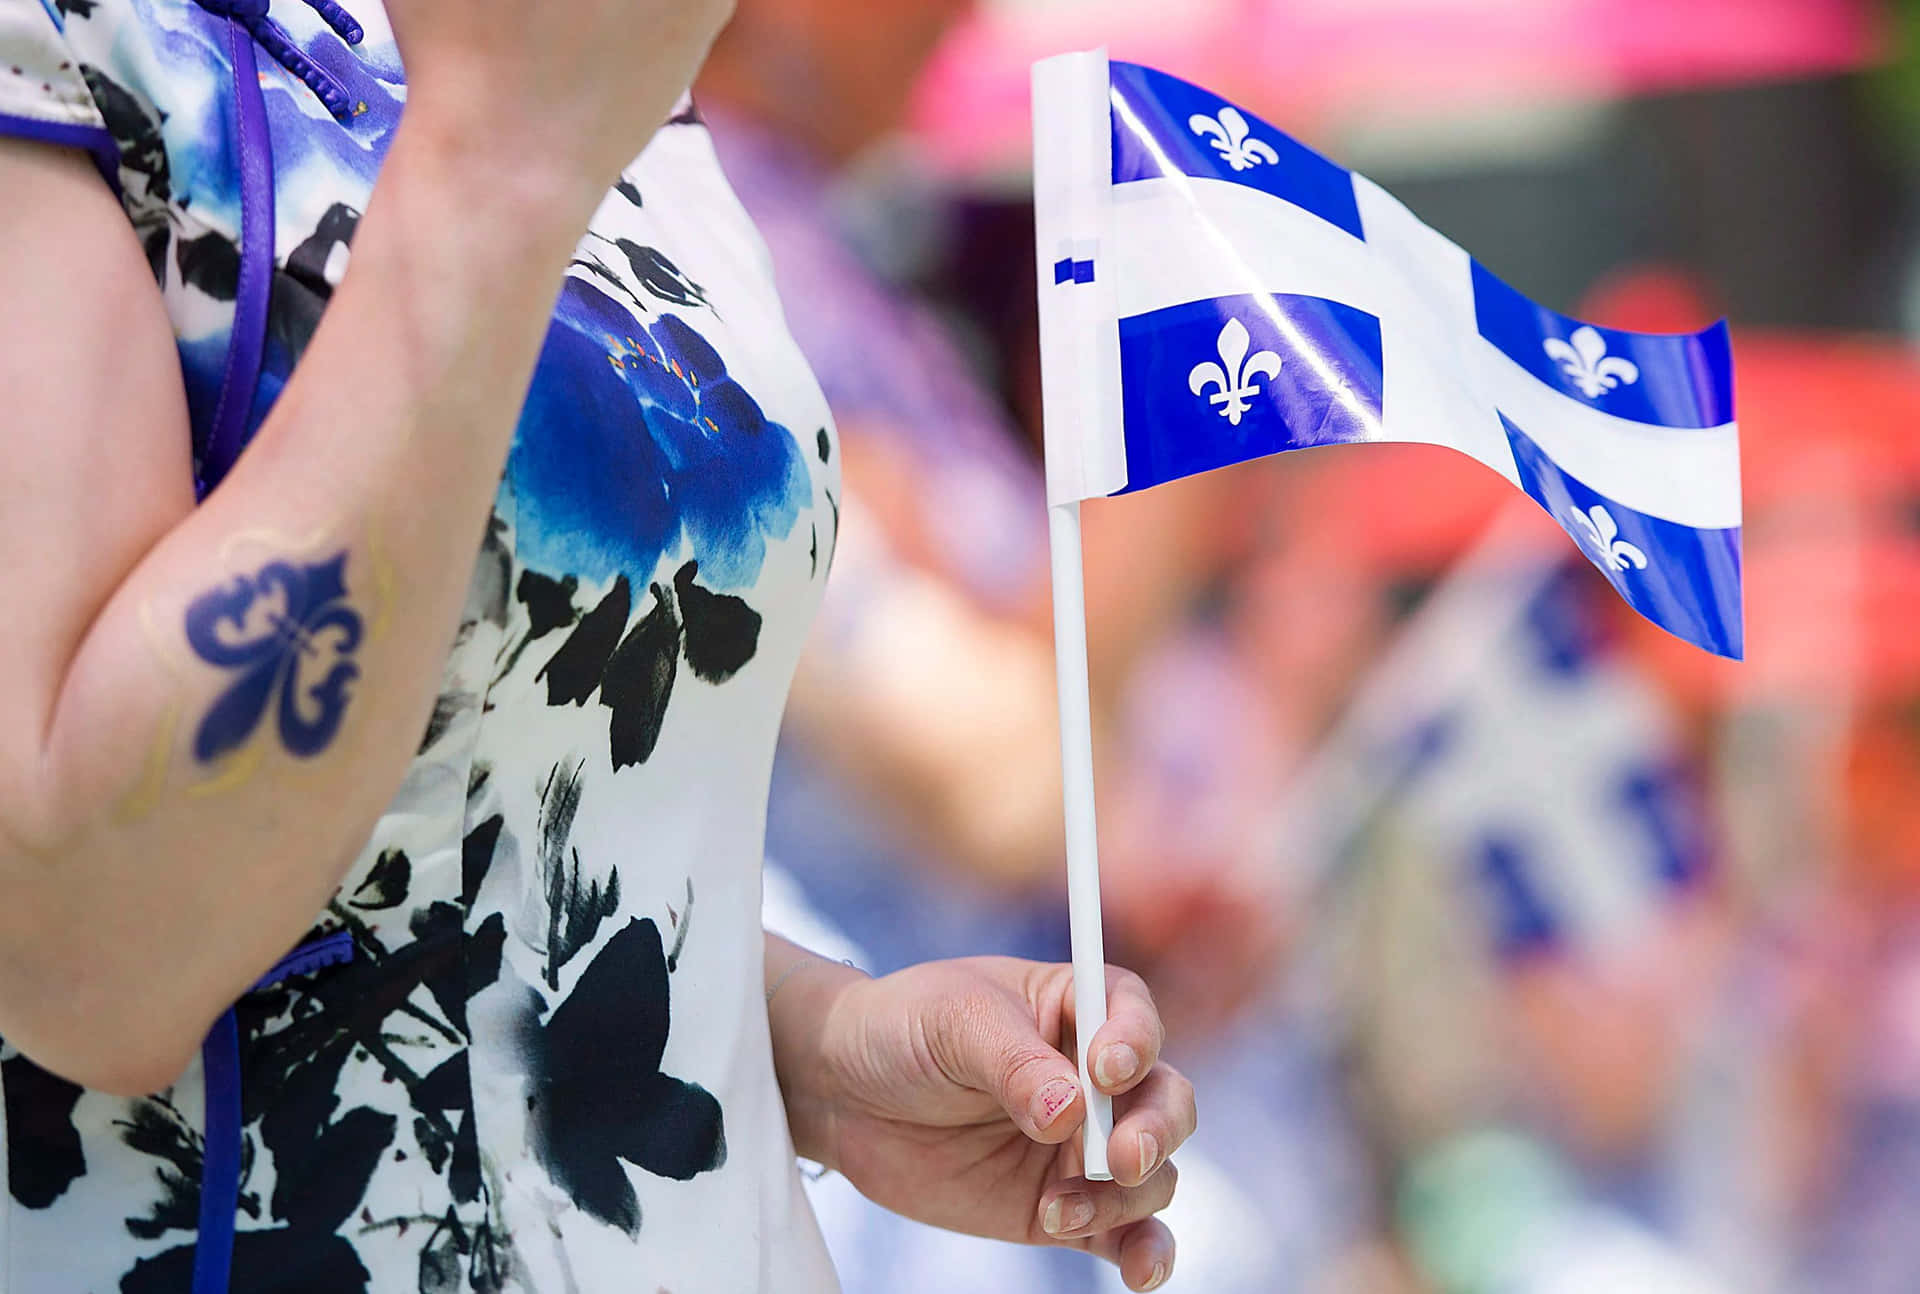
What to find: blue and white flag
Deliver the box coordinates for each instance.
[1032,52,1743,658]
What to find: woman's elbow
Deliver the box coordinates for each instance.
[3,1002,201,1098]
[0,946,204,1099]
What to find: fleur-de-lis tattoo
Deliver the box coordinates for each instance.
[1188,317,1283,426]
[1188,106,1279,172]
[1543,326,1640,399]
[184,552,364,762]
[1567,503,1649,572]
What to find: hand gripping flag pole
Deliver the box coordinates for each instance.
[1032,46,1743,1176]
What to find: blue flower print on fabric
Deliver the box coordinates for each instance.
[184,552,364,762]
[509,279,811,593]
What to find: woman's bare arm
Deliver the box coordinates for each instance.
[0,0,734,1095]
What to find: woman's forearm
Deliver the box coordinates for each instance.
[0,119,606,1093]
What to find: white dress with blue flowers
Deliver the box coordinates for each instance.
[0,2,842,1290]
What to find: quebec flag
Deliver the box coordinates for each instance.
[1033,52,1743,658]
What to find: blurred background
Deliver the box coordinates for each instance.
[700,0,1920,1289]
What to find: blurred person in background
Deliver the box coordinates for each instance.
[1223,439,1734,1293]
[1606,280,1920,1294]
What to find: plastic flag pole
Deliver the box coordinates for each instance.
[1033,49,1123,1183]
[1047,499,1113,1181]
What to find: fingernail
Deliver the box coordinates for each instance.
[1032,1077,1077,1130]
[1095,1043,1140,1088]
[1043,1192,1094,1236]
[1144,1261,1169,1290]
[1138,1131,1161,1179]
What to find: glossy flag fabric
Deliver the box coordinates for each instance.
[1033,52,1743,658]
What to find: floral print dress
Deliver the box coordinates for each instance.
[0,2,842,1290]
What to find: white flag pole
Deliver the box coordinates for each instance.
[1033,48,1125,1182]
[1047,499,1113,1181]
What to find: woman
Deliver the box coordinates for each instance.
[0,1,1192,1290]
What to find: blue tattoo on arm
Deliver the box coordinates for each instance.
[184,552,364,763]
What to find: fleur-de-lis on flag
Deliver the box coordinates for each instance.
[1187,106,1280,172]
[1543,326,1641,400]
[1567,503,1649,572]
[1188,317,1283,426]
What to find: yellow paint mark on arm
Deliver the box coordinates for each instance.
[113,700,179,824]
[216,525,329,567]
[363,519,396,645]
[185,740,266,799]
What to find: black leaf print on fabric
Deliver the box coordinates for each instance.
[268,264,331,374]
[349,848,412,910]
[413,1207,511,1294]
[2,1055,86,1209]
[411,1079,481,1208]
[538,576,630,706]
[516,570,580,640]
[419,1208,467,1294]
[537,761,621,987]
[117,1094,259,1240]
[285,202,359,299]
[239,906,463,1176]
[261,1067,396,1236]
[498,569,581,683]
[462,814,504,912]
[408,902,475,1041]
[176,229,239,301]
[566,254,647,315]
[673,561,761,685]
[614,175,645,209]
[524,918,725,1234]
[467,912,508,999]
[271,204,363,375]
[592,236,712,312]
[78,67,168,205]
[77,66,169,276]
[823,488,841,575]
[560,251,660,322]
[550,857,621,991]
[817,426,832,463]
[122,998,396,1294]
[600,584,680,770]
[121,1227,372,1294]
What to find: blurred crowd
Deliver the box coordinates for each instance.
[697,0,1920,1289]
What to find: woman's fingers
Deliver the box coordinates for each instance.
[1107,1063,1197,1186]
[1084,1217,1177,1292]
[929,976,1087,1144]
[1035,1161,1179,1244]
[1074,966,1168,1098]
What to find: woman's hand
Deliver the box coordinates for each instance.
[768,942,1195,1291]
[387,0,736,216]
